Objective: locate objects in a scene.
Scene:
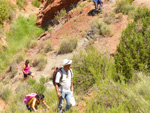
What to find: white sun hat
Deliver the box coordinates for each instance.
[63,59,72,66]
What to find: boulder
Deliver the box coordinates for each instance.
[36,0,81,27]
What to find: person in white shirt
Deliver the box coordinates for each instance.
[55,59,73,113]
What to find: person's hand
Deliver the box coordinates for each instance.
[57,92,62,98]
[47,106,51,110]
[71,87,73,92]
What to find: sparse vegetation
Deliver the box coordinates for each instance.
[92,19,113,37]
[0,16,45,74]
[40,76,49,84]
[58,37,78,54]
[29,40,38,48]
[54,9,66,20]
[115,0,135,15]
[44,42,52,53]
[32,0,41,8]
[48,25,53,34]
[32,55,47,71]
[1,87,12,103]
[103,12,115,24]
[16,0,27,9]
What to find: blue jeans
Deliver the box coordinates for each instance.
[58,92,72,113]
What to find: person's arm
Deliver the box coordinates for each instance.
[41,100,51,110]
[22,65,27,74]
[55,83,62,98]
[31,98,38,111]
[55,72,62,98]
[71,78,73,92]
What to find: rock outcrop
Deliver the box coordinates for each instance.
[36,0,81,27]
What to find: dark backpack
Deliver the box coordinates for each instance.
[52,67,63,86]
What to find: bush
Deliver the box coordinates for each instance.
[44,42,52,53]
[115,0,135,15]
[32,55,47,71]
[32,0,41,8]
[40,76,49,84]
[103,12,115,24]
[16,0,26,9]
[0,0,9,24]
[92,20,113,37]
[115,7,150,80]
[54,9,66,20]
[72,48,116,94]
[1,87,12,103]
[58,38,78,54]
[32,83,46,94]
[27,78,36,85]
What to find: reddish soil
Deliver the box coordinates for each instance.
[49,3,95,48]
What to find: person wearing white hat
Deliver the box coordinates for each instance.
[55,59,74,113]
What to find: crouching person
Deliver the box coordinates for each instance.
[55,59,74,113]
[24,93,50,112]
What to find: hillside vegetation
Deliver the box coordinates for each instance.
[1,0,150,113]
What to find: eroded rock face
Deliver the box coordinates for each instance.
[36,0,81,27]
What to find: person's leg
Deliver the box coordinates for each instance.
[58,93,65,113]
[29,72,34,78]
[93,1,98,10]
[63,92,72,112]
[24,74,27,83]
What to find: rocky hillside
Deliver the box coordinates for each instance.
[1,0,150,112]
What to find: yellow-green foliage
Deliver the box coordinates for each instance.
[58,38,78,54]
[92,19,113,37]
[72,48,116,94]
[0,0,9,23]
[55,9,66,20]
[115,0,135,14]
[0,16,45,74]
[16,0,27,9]
[32,0,41,8]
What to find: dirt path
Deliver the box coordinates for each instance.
[5,0,123,91]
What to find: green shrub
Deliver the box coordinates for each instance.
[32,55,47,71]
[27,78,36,85]
[58,38,78,54]
[54,9,66,20]
[48,26,53,34]
[32,83,46,94]
[115,0,135,15]
[72,48,116,94]
[40,76,49,84]
[44,42,52,53]
[115,7,150,80]
[1,87,12,103]
[32,0,41,8]
[0,0,9,23]
[92,20,113,37]
[16,0,26,9]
